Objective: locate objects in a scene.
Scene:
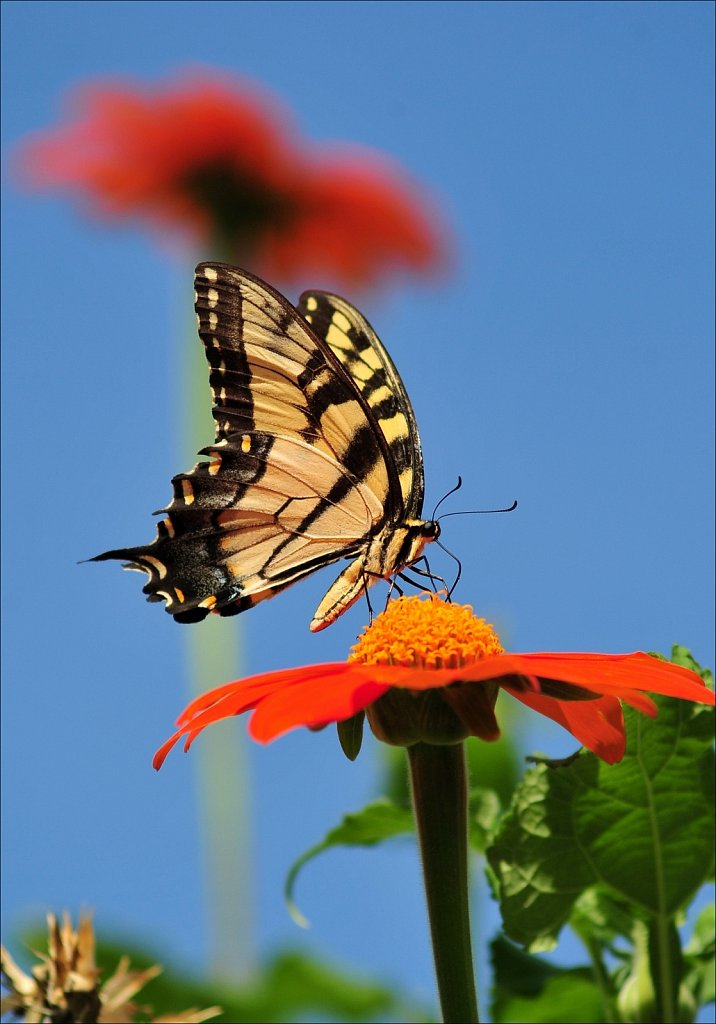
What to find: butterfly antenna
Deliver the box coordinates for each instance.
[431,477,463,520]
[438,498,518,521]
[436,538,463,598]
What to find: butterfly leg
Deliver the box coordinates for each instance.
[409,556,441,592]
[358,568,405,620]
[398,557,451,599]
[382,574,405,615]
[361,567,376,624]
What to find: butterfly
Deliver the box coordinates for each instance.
[93,263,440,632]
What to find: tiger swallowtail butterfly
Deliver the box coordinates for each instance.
[93,263,439,631]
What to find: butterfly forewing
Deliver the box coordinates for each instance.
[298,291,425,519]
[93,264,436,628]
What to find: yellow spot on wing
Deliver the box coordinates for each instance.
[361,460,391,509]
[377,411,409,443]
[370,385,392,405]
[332,310,351,332]
[305,296,318,311]
[175,587,185,603]
[181,480,195,505]
[209,312,218,330]
[199,595,218,609]
[399,467,414,499]
[351,359,377,383]
[203,266,218,282]
[241,434,252,453]
[209,453,222,476]
[326,324,350,350]
[207,287,219,306]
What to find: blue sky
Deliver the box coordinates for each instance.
[2,1,714,1017]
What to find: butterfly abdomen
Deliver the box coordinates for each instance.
[310,518,440,632]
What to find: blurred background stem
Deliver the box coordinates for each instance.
[184,300,254,980]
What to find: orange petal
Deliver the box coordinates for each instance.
[447,651,713,704]
[248,674,388,742]
[510,689,627,764]
[174,663,351,727]
[153,663,384,766]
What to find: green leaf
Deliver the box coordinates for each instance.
[467,787,502,854]
[214,949,427,1024]
[682,903,716,1011]
[489,936,604,1023]
[667,645,714,692]
[284,800,415,925]
[684,903,715,958]
[486,690,714,950]
[569,886,636,947]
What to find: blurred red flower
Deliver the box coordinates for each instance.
[15,72,448,285]
[154,594,714,769]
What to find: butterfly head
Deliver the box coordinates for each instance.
[367,515,441,610]
[403,520,442,569]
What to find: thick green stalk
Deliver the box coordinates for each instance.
[407,742,479,1023]
[184,306,254,979]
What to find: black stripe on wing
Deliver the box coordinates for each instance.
[298,290,425,519]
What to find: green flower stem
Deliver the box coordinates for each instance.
[407,742,479,1023]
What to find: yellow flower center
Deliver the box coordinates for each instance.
[349,593,504,669]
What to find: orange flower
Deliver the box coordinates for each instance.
[153,594,713,769]
[15,71,447,285]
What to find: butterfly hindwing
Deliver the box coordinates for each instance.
[93,264,437,629]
